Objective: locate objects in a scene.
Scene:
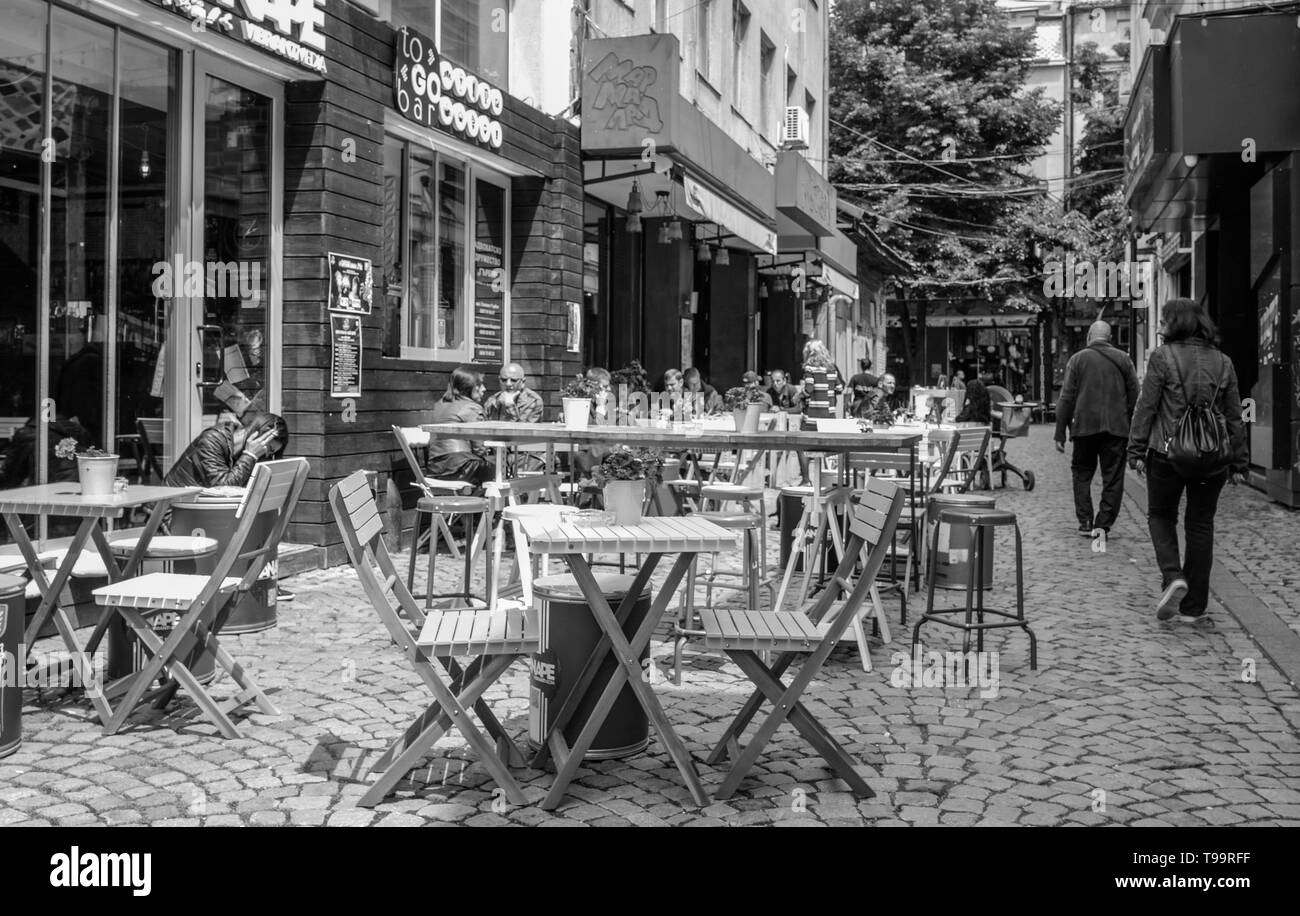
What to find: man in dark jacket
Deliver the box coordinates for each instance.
[1055,320,1140,535]
[164,415,281,489]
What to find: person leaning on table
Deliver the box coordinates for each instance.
[164,411,284,489]
[426,365,494,487]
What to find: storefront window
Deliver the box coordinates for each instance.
[389,0,508,86]
[50,9,113,446]
[115,35,174,466]
[0,0,46,466]
[384,131,509,363]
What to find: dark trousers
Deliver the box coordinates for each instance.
[1070,433,1127,529]
[1145,451,1227,616]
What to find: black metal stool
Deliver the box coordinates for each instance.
[410,494,492,611]
[912,506,1036,668]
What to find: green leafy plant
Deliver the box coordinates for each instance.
[591,446,665,486]
[610,360,650,393]
[723,386,767,410]
[53,437,110,461]
[560,376,598,400]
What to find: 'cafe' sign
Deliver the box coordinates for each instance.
[153,0,328,75]
[394,27,505,150]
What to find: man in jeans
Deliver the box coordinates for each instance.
[1054,321,1140,536]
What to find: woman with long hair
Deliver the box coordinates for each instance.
[426,366,493,486]
[1128,299,1248,624]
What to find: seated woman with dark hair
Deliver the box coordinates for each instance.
[956,379,992,424]
[426,366,494,486]
[165,412,284,489]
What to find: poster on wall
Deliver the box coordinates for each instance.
[472,191,506,364]
[331,315,363,398]
[327,252,374,315]
[567,302,581,352]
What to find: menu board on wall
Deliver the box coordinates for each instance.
[473,181,506,364]
[331,315,363,398]
[328,252,374,315]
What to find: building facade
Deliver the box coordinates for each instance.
[1124,0,1300,506]
[514,0,862,391]
[0,0,583,564]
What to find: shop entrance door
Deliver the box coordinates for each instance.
[181,55,281,453]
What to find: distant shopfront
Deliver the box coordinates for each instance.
[1125,9,1300,505]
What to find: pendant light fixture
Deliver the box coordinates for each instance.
[139,125,151,179]
[654,190,672,244]
[625,178,643,233]
[697,242,712,262]
[715,230,730,265]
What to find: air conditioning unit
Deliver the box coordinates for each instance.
[781,106,809,150]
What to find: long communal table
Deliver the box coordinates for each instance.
[421,421,923,611]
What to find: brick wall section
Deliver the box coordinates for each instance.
[281,2,583,564]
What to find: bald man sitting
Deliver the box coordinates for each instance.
[484,362,544,423]
[1054,320,1140,536]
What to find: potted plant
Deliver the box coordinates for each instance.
[560,376,597,430]
[54,437,118,497]
[591,446,663,525]
[724,387,765,434]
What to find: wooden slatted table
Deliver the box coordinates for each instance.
[516,514,737,809]
[0,483,202,723]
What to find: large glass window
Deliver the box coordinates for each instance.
[0,0,46,473]
[382,132,509,363]
[388,0,508,86]
[49,9,113,446]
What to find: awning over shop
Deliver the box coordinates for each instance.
[683,176,776,255]
[1125,10,1300,231]
[580,33,776,251]
[821,263,859,301]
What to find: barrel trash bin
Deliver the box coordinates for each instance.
[926,493,996,589]
[170,498,278,634]
[104,553,217,686]
[0,574,25,758]
[528,573,651,761]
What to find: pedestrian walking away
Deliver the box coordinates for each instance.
[1128,299,1249,624]
[1054,319,1139,537]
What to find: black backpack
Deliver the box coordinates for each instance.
[1163,347,1231,478]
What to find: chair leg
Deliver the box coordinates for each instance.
[407,511,426,598]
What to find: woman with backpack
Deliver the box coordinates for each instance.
[1128,299,1249,625]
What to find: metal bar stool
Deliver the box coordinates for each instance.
[912,506,1037,669]
[419,494,492,611]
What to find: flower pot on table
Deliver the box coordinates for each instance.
[76,455,119,497]
[601,479,645,525]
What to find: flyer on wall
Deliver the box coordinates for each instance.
[331,314,363,398]
[328,252,374,315]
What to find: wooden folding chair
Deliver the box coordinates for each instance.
[88,458,309,737]
[329,471,536,808]
[487,472,565,607]
[700,476,905,800]
[933,426,991,494]
[391,426,477,588]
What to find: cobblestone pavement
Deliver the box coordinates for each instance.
[3,425,1300,827]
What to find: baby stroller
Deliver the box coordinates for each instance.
[982,385,1037,491]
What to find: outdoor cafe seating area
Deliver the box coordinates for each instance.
[0,406,1042,810]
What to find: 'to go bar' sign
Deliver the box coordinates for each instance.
[394,26,504,150]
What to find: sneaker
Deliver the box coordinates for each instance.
[276,587,295,602]
[1076,525,1093,537]
[1174,613,1213,628]
[1155,578,1188,620]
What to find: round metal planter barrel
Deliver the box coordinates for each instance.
[0,573,28,758]
[104,559,217,686]
[170,499,278,634]
[926,493,997,589]
[528,573,651,761]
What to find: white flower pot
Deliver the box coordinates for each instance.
[77,455,119,497]
[602,479,645,525]
[562,397,591,430]
[733,403,762,434]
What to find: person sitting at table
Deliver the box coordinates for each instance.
[767,368,804,414]
[956,378,992,424]
[164,412,283,489]
[683,367,724,415]
[862,373,903,425]
[741,371,774,411]
[656,368,691,420]
[484,362,544,423]
[587,367,615,424]
[847,357,879,418]
[426,365,494,487]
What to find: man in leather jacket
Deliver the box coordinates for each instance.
[164,414,282,489]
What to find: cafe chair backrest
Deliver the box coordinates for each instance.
[391,425,432,498]
[220,458,309,594]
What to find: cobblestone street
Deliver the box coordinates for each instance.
[3,426,1299,827]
